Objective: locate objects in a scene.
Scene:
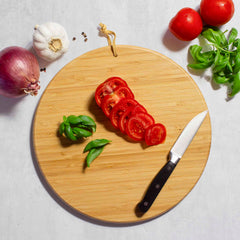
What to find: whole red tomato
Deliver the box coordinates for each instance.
[200,0,234,26]
[169,8,203,41]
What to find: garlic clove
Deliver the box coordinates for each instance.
[33,31,45,43]
[33,41,47,51]
[39,49,57,62]
[37,24,52,42]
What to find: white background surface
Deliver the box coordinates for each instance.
[0,0,240,239]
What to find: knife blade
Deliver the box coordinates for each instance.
[137,110,208,213]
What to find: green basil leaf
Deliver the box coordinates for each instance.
[230,72,240,96]
[78,115,96,127]
[64,125,78,141]
[233,39,240,51]
[213,61,229,73]
[59,122,65,135]
[213,73,229,84]
[189,45,205,62]
[189,45,215,64]
[67,115,82,125]
[188,61,213,70]
[215,27,228,46]
[226,61,233,73]
[83,139,111,153]
[202,28,223,46]
[63,115,67,122]
[212,51,229,73]
[213,49,220,65]
[72,127,92,138]
[233,52,240,74]
[202,51,215,61]
[228,28,238,45]
[86,147,104,167]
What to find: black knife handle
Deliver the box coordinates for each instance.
[137,161,176,213]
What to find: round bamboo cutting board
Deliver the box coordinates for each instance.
[33,45,211,224]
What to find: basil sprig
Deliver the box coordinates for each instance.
[188,27,240,97]
[59,115,96,141]
[84,139,111,167]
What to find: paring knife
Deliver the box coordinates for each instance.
[137,110,208,213]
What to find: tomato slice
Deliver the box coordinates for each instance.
[103,76,127,86]
[95,77,127,106]
[101,93,120,117]
[95,84,113,106]
[119,104,147,133]
[114,86,134,99]
[101,86,134,117]
[145,123,166,146]
[109,98,138,129]
[125,112,155,141]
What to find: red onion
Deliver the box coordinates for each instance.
[0,46,40,98]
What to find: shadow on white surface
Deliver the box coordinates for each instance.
[0,94,25,114]
[162,29,190,51]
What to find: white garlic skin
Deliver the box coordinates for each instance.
[33,22,69,62]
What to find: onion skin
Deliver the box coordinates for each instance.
[0,46,40,98]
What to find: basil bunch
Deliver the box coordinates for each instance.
[188,27,240,96]
[59,115,96,141]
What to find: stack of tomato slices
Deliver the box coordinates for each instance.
[95,77,166,146]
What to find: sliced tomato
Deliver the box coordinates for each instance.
[103,76,127,86]
[95,84,112,106]
[95,77,127,106]
[119,104,147,133]
[125,112,155,141]
[114,86,134,99]
[101,93,120,117]
[101,86,134,117]
[145,123,166,146]
[109,98,138,129]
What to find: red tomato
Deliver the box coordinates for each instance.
[101,94,120,117]
[119,104,147,133]
[109,98,138,129]
[103,76,127,85]
[101,86,134,117]
[145,123,166,146]
[95,77,127,106]
[169,8,203,41]
[125,112,155,141]
[200,0,234,26]
[114,86,134,99]
[95,84,112,107]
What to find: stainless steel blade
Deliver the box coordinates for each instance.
[170,110,208,164]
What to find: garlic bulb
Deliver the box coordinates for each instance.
[33,22,69,62]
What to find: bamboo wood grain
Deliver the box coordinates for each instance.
[33,45,211,224]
